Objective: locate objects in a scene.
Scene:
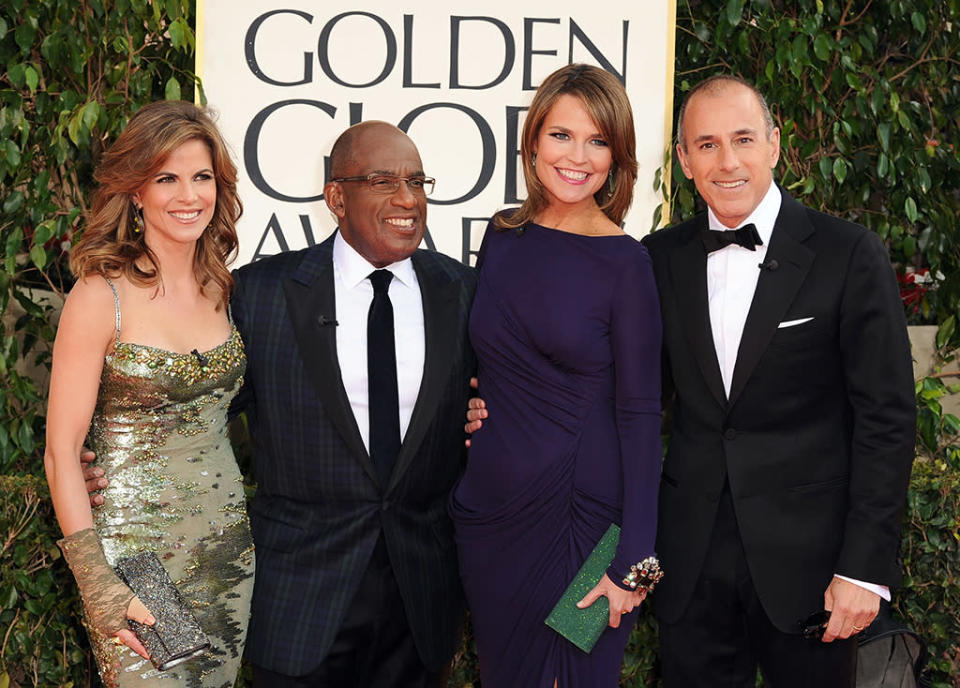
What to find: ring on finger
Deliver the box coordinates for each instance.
[112,636,123,645]
[852,624,864,632]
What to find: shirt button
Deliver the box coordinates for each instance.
[724,428,737,440]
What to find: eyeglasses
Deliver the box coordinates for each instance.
[799,610,830,641]
[331,174,435,196]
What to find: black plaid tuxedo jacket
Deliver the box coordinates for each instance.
[641,189,916,632]
[230,233,476,675]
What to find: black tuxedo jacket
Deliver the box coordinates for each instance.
[641,189,915,632]
[230,233,476,675]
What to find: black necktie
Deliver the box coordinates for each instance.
[367,269,400,485]
[700,223,763,253]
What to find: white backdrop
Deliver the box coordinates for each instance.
[196,2,676,266]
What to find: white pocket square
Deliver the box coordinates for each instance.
[778,317,814,329]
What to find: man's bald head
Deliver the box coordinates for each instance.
[329,121,413,178]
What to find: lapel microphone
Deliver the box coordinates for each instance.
[758,259,779,271]
[318,315,339,327]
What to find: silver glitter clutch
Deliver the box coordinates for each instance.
[114,551,210,671]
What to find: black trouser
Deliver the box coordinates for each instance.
[659,489,857,688]
[252,536,442,688]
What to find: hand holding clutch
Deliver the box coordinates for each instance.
[57,528,137,635]
[57,528,155,659]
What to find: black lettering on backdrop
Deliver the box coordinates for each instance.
[569,20,628,83]
[461,217,491,265]
[252,214,320,262]
[522,18,560,90]
[245,99,336,203]
[403,15,441,88]
[319,12,397,87]
[504,105,528,203]
[245,9,314,86]
[449,17,515,89]
[399,103,495,205]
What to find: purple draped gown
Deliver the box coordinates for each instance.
[450,221,663,687]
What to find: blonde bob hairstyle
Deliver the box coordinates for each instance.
[495,63,638,230]
[69,100,241,310]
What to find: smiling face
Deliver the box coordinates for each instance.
[533,94,613,213]
[134,138,216,249]
[677,82,781,228]
[324,123,426,268]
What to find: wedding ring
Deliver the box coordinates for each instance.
[112,636,123,645]
[852,625,864,631]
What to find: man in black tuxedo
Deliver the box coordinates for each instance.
[232,121,475,686]
[641,75,915,686]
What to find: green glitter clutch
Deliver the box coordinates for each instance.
[544,523,620,653]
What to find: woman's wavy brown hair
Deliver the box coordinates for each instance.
[70,100,242,309]
[495,63,638,230]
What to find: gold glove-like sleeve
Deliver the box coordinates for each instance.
[57,528,135,635]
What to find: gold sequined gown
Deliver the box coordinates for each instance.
[86,323,254,687]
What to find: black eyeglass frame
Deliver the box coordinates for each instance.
[330,173,435,196]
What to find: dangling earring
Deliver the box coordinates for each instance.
[132,205,144,234]
[607,171,616,197]
[531,153,537,166]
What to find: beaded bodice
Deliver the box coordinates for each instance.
[89,328,247,564]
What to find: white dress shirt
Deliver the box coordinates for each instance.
[705,181,889,602]
[333,231,425,453]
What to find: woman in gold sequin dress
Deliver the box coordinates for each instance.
[44,101,254,687]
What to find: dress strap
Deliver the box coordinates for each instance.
[103,276,121,345]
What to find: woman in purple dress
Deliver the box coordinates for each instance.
[450,64,663,686]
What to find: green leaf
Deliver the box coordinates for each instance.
[33,221,53,247]
[0,17,8,40]
[833,157,848,185]
[24,65,38,95]
[165,76,181,101]
[3,140,21,168]
[942,414,960,436]
[3,191,24,214]
[29,244,46,270]
[937,316,956,349]
[905,197,919,223]
[877,153,890,178]
[7,63,25,89]
[902,235,916,259]
[17,420,34,453]
[813,34,831,61]
[877,123,891,152]
[67,111,82,145]
[818,156,833,182]
[725,0,744,26]
[82,101,100,131]
[14,17,36,52]
[911,11,927,35]
[897,109,911,130]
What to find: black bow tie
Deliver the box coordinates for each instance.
[701,224,763,253]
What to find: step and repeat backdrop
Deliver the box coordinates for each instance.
[196,2,677,266]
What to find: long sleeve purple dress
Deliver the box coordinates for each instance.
[450,220,663,687]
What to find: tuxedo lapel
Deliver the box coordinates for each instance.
[388,251,461,492]
[283,235,378,486]
[669,218,727,409]
[728,192,815,407]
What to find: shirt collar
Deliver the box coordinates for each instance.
[333,230,416,290]
[707,180,781,246]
